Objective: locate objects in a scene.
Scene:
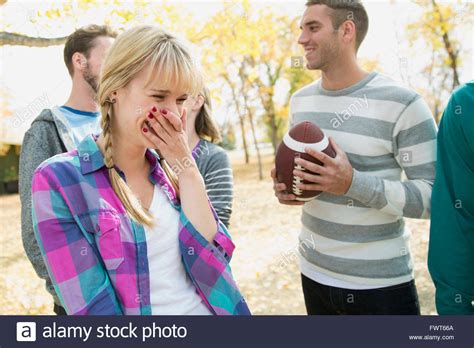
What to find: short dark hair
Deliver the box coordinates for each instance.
[63,24,117,76]
[305,0,369,51]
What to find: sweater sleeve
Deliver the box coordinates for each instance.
[19,122,62,287]
[345,96,438,219]
[202,150,234,227]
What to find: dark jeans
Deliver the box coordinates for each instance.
[301,274,420,315]
[53,303,67,316]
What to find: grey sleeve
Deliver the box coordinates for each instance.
[345,97,437,219]
[201,150,234,228]
[19,123,59,285]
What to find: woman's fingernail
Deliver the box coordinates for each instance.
[147,112,153,119]
[160,108,168,115]
[143,127,148,133]
[151,106,157,112]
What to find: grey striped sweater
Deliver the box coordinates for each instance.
[193,139,233,227]
[290,72,437,289]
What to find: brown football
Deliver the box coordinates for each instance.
[275,121,336,201]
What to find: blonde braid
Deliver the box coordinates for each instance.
[102,101,154,227]
[159,158,180,196]
[101,105,114,169]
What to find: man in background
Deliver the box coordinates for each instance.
[20,24,116,315]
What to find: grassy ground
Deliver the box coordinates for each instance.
[0,152,436,315]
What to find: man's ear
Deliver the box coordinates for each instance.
[71,52,87,74]
[341,21,356,48]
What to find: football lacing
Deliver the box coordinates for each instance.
[293,163,304,196]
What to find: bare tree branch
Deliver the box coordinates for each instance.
[0,32,68,47]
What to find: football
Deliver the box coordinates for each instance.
[275,121,336,201]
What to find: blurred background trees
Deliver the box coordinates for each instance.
[406,0,473,122]
[1,0,472,184]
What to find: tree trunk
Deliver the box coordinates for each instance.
[268,96,277,155]
[431,0,460,90]
[223,74,250,164]
[238,115,250,164]
[267,65,279,155]
[239,64,263,179]
[247,107,263,180]
[253,62,282,155]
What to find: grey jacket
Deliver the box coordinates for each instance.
[19,107,76,305]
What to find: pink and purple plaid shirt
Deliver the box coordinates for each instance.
[31,134,250,315]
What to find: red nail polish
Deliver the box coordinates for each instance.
[161,109,168,115]
[143,128,148,133]
[151,106,157,112]
[147,113,153,119]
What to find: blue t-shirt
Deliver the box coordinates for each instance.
[59,106,101,147]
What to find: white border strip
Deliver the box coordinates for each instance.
[283,133,329,153]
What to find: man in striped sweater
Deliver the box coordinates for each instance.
[271,0,437,314]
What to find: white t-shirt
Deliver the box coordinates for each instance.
[145,185,212,315]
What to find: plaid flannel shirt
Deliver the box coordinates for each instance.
[31,134,250,315]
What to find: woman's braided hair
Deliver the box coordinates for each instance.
[97,25,202,226]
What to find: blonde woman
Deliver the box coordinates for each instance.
[31,25,250,315]
[184,88,233,227]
